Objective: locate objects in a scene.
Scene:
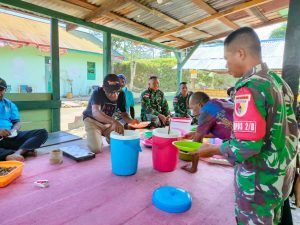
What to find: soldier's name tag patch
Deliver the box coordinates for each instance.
[173,97,178,102]
[234,94,250,117]
[144,94,150,98]
[233,121,256,133]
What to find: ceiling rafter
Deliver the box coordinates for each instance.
[192,0,239,29]
[129,0,211,38]
[247,7,269,23]
[66,0,130,31]
[150,0,272,41]
[64,0,191,45]
[178,17,287,49]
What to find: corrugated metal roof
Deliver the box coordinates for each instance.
[182,39,285,70]
[0,12,104,54]
[0,0,290,49]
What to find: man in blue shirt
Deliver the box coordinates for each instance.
[118,74,135,119]
[0,78,48,161]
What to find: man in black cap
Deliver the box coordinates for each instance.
[83,74,139,153]
[0,78,48,161]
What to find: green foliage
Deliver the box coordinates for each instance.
[113,58,237,92]
[269,24,287,39]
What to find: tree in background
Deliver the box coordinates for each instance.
[112,36,163,90]
[269,23,287,39]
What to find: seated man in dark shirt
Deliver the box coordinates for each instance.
[182,92,234,172]
[83,74,139,153]
[0,78,48,161]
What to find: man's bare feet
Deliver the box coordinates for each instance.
[6,153,24,162]
[21,149,37,157]
[181,154,199,173]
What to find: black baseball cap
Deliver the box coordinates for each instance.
[103,74,121,93]
[0,78,7,89]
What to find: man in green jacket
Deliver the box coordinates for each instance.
[140,76,170,127]
[192,27,298,225]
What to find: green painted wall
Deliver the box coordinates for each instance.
[5,93,52,132]
[60,51,103,96]
[0,46,104,96]
[0,46,46,93]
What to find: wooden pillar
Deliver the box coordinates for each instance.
[103,32,112,76]
[51,18,61,132]
[282,0,300,111]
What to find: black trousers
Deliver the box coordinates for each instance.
[0,129,48,161]
[279,198,293,225]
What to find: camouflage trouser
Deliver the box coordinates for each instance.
[146,114,168,128]
[235,196,283,225]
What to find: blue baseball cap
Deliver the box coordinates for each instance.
[117,74,127,83]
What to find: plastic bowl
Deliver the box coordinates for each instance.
[172,141,201,152]
[129,122,150,129]
[144,130,152,139]
[0,161,24,188]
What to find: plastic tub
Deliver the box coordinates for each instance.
[172,141,202,162]
[170,118,192,135]
[110,130,141,176]
[152,128,181,172]
[0,161,24,188]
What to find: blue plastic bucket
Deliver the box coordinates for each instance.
[110,130,142,176]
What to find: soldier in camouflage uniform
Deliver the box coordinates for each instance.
[191,27,298,225]
[140,76,170,127]
[173,82,198,124]
[173,82,191,117]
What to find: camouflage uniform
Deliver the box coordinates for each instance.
[173,92,197,124]
[140,88,169,127]
[173,92,192,117]
[220,63,298,225]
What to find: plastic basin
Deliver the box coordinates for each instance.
[0,161,24,188]
[172,141,202,161]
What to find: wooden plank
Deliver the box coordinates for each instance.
[151,0,272,40]
[20,121,51,132]
[103,32,112,75]
[192,0,239,29]
[106,12,190,44]
[41,131,82,147]
[247,7,269,22]
[20,109,51,121]
[67,0,130,31]
[64,0,97,11]
[14,100,61,110]
[64,1,191,46]
[5,93,51,101]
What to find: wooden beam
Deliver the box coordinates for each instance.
[130,0,211,37]
[64,1,191,46]
[51,18,61,132]
[247,7,269,23]
[151,0,272,40]
[178,17,287,49]
[66,0,129,31]
[64,0,97,11]
[130,0,183,27]
[106,12,190,45]
[192,0,239,29]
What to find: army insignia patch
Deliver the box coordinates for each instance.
[234,94,250,117]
